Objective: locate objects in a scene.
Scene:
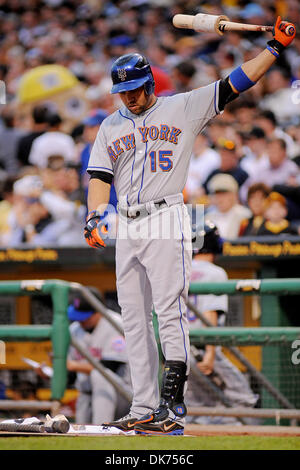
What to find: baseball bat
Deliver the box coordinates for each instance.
[0,422,46,433]
[173,14,294,36]
[0,415,70,434]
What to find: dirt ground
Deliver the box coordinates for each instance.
[185,424,300,437]
[0,424,299,438]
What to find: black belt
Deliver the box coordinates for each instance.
[126,199,167,219]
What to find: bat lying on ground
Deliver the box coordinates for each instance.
[0,414,70,434]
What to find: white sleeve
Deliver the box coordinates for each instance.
[87,125,114,177]
[200,293,228,316]
[28,139,40,167]
[184,81,220,135]
[40,191,78,220]
[195,265,228,315]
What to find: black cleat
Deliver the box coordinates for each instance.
[102,414,137,432]
[134,418,184,435]
[134,405,184,435]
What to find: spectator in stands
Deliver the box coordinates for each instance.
[260,68,299,126]
[37,160,86,244]
[80,109,108,193]
[221,30,252,68]
[206,174,251,240]
[203,138,249,196]
[28,112,76,168]
[16,105,49,166]
[272,182,300,228]
[185,133,220,204]
[8,173,85,246]
[257,192,298,236]
[239,183,271,236]
[0,108,24,175]
[285,125,300,163]
[247,138,300,189]
[240,127,269,178]
[216,50,236,79]
[0,176,15,246]
[206,120,228,150]
[239,127,269,202]
[255,110,296,158]
[67,289,131,424]
[229,99,257,134]
[8,174,71,246]
[171,61,197,92]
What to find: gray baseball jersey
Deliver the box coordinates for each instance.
[88,81,220,205]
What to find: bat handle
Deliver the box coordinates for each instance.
[218,21,273,34]
[0,422,46,433]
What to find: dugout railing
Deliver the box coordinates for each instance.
[0,279,300,424]
[189,279,300,425]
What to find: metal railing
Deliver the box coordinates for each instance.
[0,278,299,414]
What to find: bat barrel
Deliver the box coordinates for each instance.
[172,14,194,30]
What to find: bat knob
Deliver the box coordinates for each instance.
[52,419,70,434]
[285,24,295,37]
[44,414,70,434]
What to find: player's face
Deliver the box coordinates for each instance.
[119,86,155,114]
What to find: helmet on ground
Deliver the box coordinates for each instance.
[110,53,155,95]
[192,220,223,255]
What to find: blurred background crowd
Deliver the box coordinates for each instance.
[0,0,300,246]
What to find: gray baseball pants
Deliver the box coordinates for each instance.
[116,202,192,418]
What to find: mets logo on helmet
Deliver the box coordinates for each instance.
[117,69,127,81]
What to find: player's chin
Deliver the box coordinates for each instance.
[127,104,142,114]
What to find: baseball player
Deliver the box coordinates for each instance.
[186,222,258,425]
[84,17,295,435]
[67,290,130,424]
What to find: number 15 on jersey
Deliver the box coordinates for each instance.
[149,150,173,172]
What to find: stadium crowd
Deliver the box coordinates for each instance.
[0,0,300,246]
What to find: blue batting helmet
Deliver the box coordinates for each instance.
[110,53,155,95]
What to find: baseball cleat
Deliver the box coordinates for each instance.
[102,414,137,432]
[134,418,184,435]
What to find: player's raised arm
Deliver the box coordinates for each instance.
[228,16,296,94]
[184,16,296,126]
